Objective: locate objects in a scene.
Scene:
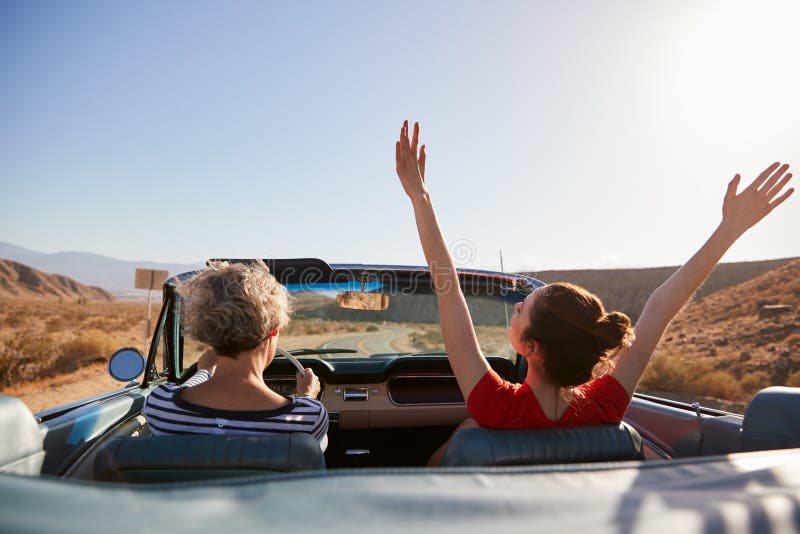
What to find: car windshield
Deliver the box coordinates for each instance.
[180,275,524,368]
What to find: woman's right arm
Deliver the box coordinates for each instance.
[396,121,491,399]
[612,162,793,395]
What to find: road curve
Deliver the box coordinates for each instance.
[320,325,414,356]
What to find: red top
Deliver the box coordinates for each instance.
[467,370,631,429]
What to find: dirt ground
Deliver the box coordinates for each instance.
[0,298,159,414]
[3,363,123,414]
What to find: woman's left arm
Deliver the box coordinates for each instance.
[396,121,490,399]
[612,163,794,395]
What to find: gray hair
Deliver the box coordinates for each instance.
[179,260,293,357]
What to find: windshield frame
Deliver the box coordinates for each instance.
[159,259,544,378]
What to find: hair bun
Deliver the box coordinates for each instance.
[593,311,633,353]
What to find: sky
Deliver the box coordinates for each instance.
[1,0,798,273]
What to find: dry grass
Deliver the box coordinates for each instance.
[282,317,376,336]
[786,371,800,388]
[639,354,743,400]
[0,298,161,409]
[1,362,124,414]
[408,328,444,351]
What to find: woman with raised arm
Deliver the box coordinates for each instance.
[394,120,794,465]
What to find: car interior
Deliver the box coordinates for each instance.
[2,260,800,485]
[4,354,800,484]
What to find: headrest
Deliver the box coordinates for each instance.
[94,433,324,483]
[0,395,44,475]
[741,386,800,452]
[440,422,644,467]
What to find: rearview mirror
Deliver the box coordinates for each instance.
[108,347,145,382]
[336,291,389,311]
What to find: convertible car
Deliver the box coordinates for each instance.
[1,258,800,532]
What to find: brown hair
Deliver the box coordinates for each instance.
[179,260,293,357]
[524,283,633,387]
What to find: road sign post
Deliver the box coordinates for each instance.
[135,268,169,354]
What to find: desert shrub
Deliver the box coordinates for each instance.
[45,317,69,332]
[409,328,444,351]
[59,329,118,365]
[49,354,82,375]
[3,331,57,365]
[117,314,144,330]
[695,370,742,399]
[85,317,115,331]
[366,324,379,332]
[739,371,771,395]
[4,310,25,328]
[639,354,698,393]
[282,318,333,336]
[0,351,24,388]
[58,307,88,325]
[0,331,58,387]
[640,354,742,400]
[786,370,800,387]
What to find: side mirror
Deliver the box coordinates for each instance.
[108,347,146,382]
[336,291,389,311]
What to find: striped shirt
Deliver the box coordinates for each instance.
[143,370,328,451]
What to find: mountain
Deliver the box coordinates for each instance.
[0,242,203,295]
[0,260,114,301]
[525,258,797,322]
[1,240,795,304]
[656,258,800,383]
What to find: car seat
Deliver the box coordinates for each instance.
[0,395,45,476]
[740,386,800,452]
[93,433,325,483]
[440,422,644,467]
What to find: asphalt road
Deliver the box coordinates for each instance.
[320,325,414,356]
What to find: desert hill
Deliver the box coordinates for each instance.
[0,241,201,295]
[527,258,796,322]
[0,260,114,302]
[654,258,800,385]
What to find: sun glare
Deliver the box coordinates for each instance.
[671,1,799,137]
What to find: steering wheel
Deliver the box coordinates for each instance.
[178,347,306,383]
[275,347,306,378]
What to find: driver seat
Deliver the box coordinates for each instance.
[93,433,325,483]
[440,422,644,467]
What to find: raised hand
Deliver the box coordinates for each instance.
[722,162,794,236]
[395,120,427,198]
[613,160,794,396]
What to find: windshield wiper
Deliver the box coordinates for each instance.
[287,348,358,356]
[407,351,448,356]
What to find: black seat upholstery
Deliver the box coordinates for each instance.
[741,386,800,452]
[93,433,325,483]
[440,422,644,467]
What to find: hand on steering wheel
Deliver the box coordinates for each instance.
[275,348,305,377]
[275,348,320,398]
[178,347,308,385]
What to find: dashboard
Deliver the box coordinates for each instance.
[264,355,519,429]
